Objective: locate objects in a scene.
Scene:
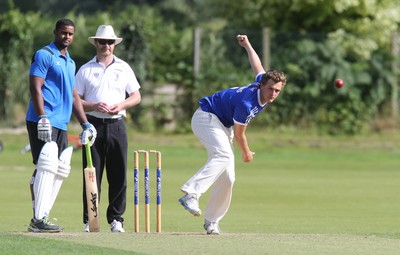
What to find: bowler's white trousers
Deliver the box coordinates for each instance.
[180,108,235,223]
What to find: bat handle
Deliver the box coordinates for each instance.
[85,138,93,167]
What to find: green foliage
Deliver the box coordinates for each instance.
[113,5,196,130]
[1,1,400,135]
[252,31,390,135]
[190,1,400,135]
[0,9,42,121]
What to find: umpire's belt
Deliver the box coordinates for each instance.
[87,115,123,124]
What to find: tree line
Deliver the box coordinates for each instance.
[1,0,400,135]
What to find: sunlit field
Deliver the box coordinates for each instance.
[1,127,400,255]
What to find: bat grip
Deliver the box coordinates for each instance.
[85,139,93,168]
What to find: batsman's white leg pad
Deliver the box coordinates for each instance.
[57,146,73,178]
[33,142,58,220]
[49,146,74,212]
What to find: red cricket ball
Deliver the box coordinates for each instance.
[335,79,344,89]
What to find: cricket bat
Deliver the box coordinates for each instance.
[84,142,100,232]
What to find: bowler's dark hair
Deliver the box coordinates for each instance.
[55,19,75,31]
[260,70,287,87]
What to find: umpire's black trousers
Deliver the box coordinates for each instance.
[82,115,127,225]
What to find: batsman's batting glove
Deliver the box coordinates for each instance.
[80,122,97,146]
[37,115,52,142]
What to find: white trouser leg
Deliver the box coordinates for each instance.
[181,109,235,221]
[205,167,235,223]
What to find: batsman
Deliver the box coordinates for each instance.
[25,18,97,233]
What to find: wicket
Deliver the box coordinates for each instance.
[133,150,162,233]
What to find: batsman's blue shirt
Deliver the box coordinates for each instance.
[26,42,76,131]
[199,72,266,128]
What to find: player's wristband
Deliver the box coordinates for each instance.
[81,122,91,129]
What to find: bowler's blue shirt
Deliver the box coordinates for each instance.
[199,73,267,128]
[26,42,76,131]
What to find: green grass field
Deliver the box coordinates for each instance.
[1,127,400,254]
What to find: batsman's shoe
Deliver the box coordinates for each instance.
[110,219,125,233]
[179,193,201,216]
[204,220,221,235]
[28,217,63,233]
[83,223,90,232]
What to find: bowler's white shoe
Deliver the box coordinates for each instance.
[110,219,125,233]
[179,193,201,216]
[204,220,221,235]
